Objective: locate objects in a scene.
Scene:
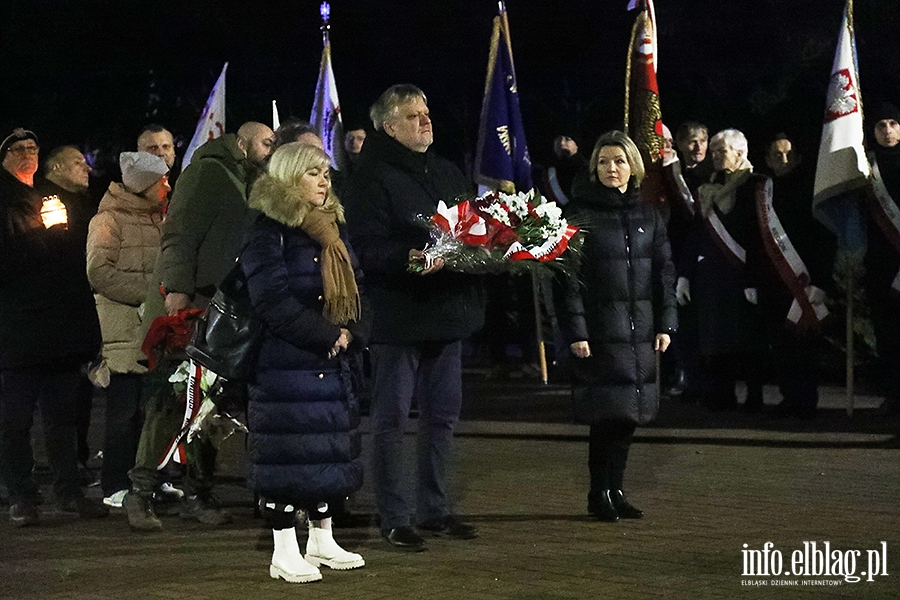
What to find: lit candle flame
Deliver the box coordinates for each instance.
[40,195,68,229]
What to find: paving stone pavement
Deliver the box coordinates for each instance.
[1,379,898,599]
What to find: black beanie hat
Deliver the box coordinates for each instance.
[0,128,38,162]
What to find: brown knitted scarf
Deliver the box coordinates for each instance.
[300,208,361,326]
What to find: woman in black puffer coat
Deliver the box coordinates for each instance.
[562,130,677,522]
[241,143,371,584]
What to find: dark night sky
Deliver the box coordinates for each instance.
[2,0,899,171]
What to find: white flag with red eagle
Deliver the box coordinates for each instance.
[183,62,228,170]
[813,2,870,232]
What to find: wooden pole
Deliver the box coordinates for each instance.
[531,271,549,385]
[655,347,661,398]
[846,275,855,417]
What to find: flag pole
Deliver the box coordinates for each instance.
[500,0,547,384]
[846,0,858,418]
[320,1,331,47]
[846,272,855,416]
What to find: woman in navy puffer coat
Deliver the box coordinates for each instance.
[563,131,677,524]
[241,143,370,584]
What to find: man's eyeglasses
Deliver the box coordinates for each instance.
[8,145,40,156]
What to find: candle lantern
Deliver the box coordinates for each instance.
[40,195,68,229]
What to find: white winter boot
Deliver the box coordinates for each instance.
[270,527,322,583]
[305,517,366,570]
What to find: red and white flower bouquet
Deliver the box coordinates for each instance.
[409,189,579,274]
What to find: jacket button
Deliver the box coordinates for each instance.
[317,295,323,301]
[318,373,324,379]
[313,257,319,263]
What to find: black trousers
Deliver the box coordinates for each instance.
[101,373,144,496]
[0,366,83,504]
[588,420,636,494]
[265,499,334,530]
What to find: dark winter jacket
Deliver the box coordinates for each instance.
[242,175,370,502]
[34,177,100,258]
[158,134,259,304]
[0,169,101,369]
[682,170,767,356]
[562,176,677,425]
[342,130,485,344]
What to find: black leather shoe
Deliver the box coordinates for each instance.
[663,368,687,397]
[610,490,643,519]
[382,526,427,551]
[418,515,478,539]
[587,490,619,522]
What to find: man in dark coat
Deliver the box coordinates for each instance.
[343,84,484,551]
[679,129,767,412]
[0,128,107,526]
[757,134,833,418]
[35,146,102,472]
[864,101,900,413]
[124,122,275,530]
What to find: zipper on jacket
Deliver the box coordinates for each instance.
[621,210,643,416]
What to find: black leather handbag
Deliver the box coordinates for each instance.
[185,259,261,381]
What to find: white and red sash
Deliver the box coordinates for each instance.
[666,160,697,220]
[755,178,829,332]
[867,157,900,297]
[699,170,751,270]
[704,209,746,269]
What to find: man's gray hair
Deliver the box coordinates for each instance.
[370,84,427,131]
[709,128,748,156]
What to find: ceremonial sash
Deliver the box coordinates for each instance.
[666,160,696,220]
[868,158,900,296]
[543,166,570,205]
[704,209,746,269]
[755,178,828,332]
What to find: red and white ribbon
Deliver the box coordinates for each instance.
[505,224,579,262]
[433,200,489,246]
[158,359,203,469]
[755,178,829,331]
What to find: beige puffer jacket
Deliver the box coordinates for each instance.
[86,182,163,374]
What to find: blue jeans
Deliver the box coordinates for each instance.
[370,341,462,530]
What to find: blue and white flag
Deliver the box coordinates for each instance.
[183,63,227,170]
[310,40,346,170]
[474,8,532,193]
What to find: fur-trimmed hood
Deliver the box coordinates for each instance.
[249,174,313,228]
[249,174,343,228]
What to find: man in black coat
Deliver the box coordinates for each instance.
[35,146,102,472]
[758,134,833,418]
[0,129,107,526]
[343,84,484,551]
[864,101,900,414]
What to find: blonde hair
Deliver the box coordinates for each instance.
[589,130,645,187]
[266,142,344,222]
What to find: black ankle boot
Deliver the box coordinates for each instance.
[610,490,643,519]
[587,490,619,522]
